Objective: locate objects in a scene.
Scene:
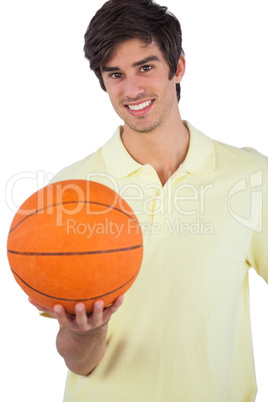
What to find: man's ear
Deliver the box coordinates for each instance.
[175,55,186,84]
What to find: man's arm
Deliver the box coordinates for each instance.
[29,296,124,376]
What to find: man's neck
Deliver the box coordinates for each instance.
[121,116,189,186]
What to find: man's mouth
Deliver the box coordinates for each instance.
[124,99,154,116]
[127,100,153,111]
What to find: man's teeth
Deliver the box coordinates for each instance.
[128,100,152,111]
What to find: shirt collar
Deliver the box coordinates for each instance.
[101,121,215,179]
[101,126,143,179]
[181,121,215,175]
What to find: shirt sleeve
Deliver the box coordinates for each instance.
[246,164,268,282]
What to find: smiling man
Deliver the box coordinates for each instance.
[30,1,268,401]
[101,38,189,186]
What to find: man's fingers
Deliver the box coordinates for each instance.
[28,298,47,311]
[103,295,124,321]
[28,297,56,317]
[90,300,105,327]
[53,304,73,327]
[75,303,90,330]
[31,296,124,332]
[108,295,124,312]
[113,294,125,309]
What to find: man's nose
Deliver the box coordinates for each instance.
[123,76,145,100]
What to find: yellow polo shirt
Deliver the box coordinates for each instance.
[53,122,268,402]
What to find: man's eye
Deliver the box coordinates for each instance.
[110,73,122,79]
[141,65,152,72]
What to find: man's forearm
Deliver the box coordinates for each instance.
[56,323,108,376]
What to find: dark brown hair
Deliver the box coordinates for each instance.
[84,0,184,102]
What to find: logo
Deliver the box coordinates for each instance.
[228,170,263,232]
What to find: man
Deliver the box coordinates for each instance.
[30,0,268,401]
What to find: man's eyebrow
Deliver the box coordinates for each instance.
[101,55,161,73]
[102,66,120,73]
[132,55,161,67]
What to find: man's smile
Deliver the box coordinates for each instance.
[124,99,155,116]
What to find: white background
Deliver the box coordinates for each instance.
[1,0,268,401]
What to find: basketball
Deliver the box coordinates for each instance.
[7,180,143,313]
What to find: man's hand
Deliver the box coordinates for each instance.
[29,296,124,333]
[29,296,124,375]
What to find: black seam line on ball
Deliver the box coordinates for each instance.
[9,200,139,234]
[10,268,140,302]
[7,244,142,256]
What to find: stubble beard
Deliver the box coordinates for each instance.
[110,85,177,134]
[113,96,173,134]
[122,115,162,133]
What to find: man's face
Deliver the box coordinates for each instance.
[101,38,182,134]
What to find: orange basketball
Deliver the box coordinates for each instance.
[7,180,143,313]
